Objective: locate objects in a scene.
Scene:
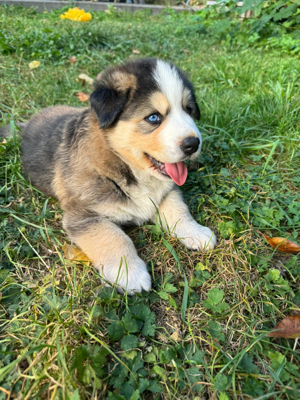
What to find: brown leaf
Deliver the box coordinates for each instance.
[69,56,77,64]
[76,92,89,102]
[62,243,91,264]
[262,233,300,254]
[268,315,300,339]
[132,48,140,54]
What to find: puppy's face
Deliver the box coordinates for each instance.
[90,59,201,186]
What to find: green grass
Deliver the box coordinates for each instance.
[0,5,300,400]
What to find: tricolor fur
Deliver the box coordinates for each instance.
[21,58,217,293]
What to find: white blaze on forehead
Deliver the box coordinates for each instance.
[153,60,185,109]
[151,59,202,164]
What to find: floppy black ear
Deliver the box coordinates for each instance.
[90,85,130,129]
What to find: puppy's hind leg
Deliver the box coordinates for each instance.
[63,213,151,294]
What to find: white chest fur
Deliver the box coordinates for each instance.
[94,175,174,226]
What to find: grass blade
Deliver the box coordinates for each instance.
[181,274,189,322]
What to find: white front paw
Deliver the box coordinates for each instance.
[176,221,217,251]
[97,255,151,295]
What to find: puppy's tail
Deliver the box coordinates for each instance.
[0,122,27,138]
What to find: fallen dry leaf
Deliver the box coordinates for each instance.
[170,331,180,342]
[69,56,77,64]
[76,92,89,102]
[132,48,140,54]
[78,73,94,86]
[62,243,91,264]
[261,233,300,254]
[268,315,300,339]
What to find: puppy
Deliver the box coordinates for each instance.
[21,58,217,293]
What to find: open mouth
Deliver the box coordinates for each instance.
[148,154,169,177]
[146,154,188,186]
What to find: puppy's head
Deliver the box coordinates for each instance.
[90,58,201,186]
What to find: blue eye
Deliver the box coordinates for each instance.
[146,114,161,124]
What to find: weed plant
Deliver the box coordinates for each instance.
[0,5,300,400]
[183,0,300,55]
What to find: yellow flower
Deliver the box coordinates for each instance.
[60,8,92,22]
[29,61,40,69]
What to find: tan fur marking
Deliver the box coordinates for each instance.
[52,113,136,210]
[127,92,170,124]
[64,216,151,292]
[53,166,68,205]
[109,120,167,171]
[150,92,170,116]
[109,71,137,92]
[71,222,127,266]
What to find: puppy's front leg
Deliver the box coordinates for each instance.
[157,189,217,250]
[63,214,151,293]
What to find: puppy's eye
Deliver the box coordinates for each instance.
[146,114,161,124]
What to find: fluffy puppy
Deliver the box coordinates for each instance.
[21,58,217,293]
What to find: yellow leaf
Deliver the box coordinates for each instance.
[29,61,40,69]
[62,243,91,264]
[196,262,210,271]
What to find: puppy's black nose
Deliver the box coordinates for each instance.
[181,137,200,156]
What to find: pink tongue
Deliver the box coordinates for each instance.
[165,162,188,186]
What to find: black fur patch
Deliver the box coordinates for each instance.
[119,165,137,186]
[106,177,129,200]
[90,86,130,129]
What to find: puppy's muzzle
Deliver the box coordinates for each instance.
[181,137,200,156]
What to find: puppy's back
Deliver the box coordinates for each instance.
[22,106,82,197]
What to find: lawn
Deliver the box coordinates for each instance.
[0,4,300,400]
